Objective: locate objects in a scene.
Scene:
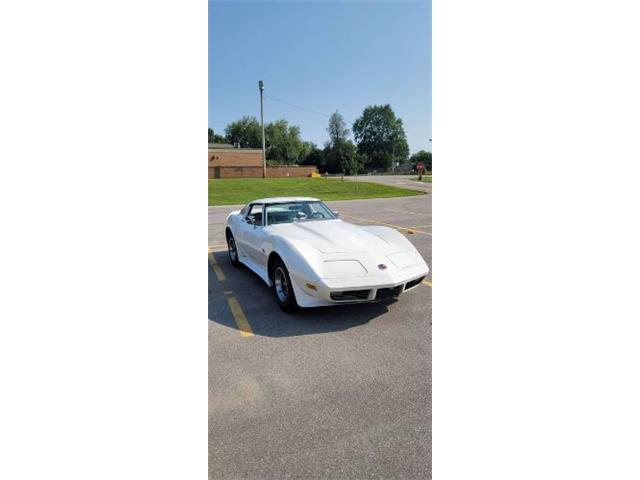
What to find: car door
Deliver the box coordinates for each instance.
[237,204,267,267]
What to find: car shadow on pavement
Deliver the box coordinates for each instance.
[208,252,395,338]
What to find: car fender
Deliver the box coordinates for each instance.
[360,225,427,265]
[267,235,322,291]
[225,211,241,237]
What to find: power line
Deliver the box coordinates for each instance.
[265,95,429,138]
[263,95,362,136]
[264,95,332,118]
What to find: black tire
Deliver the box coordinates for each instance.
[272,258,298,313]
[226,231,241,267]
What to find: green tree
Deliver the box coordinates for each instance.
[409,150,432,172]
[224,116,262,148]
[322,111,361,174]
[299,141,317,164]
[299,141,328,172]
[265,119,305,165]
[208,128,226,144]
[303,148,325,169]
[322,139,362,174]
[338,142,364,175]
[352,104,409,171]
[327,111,349,145]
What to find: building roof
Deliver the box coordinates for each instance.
[208,144,263,153]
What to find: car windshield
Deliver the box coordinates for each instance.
[265,201,337,225]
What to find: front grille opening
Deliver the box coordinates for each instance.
[330,289,371,301]
[375,285,403,300]
[405,276,425,290]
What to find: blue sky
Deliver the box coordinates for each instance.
[209,0,431,154]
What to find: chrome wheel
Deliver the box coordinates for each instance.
[274,267,289,303]
[228,236,237,261]
[272,259,298,312]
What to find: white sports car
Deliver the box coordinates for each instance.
[225,197,429,312]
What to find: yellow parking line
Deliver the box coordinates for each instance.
[208,248,226,282]
[423,280,432,287]
[341,214,432,236]
[384,208,431,217]
[226,295,254,337]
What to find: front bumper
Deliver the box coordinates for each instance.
[290,263,429,308]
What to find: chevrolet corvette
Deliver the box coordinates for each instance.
[225,197,429,312]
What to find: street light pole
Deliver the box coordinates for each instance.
[259,80,266,178]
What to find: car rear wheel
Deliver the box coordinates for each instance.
[272,258,298,313]
[226,232,240,267]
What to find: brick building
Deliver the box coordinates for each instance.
[208,143,318,179]
[208,143,263,178]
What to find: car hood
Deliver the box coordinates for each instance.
[269,219,397,254]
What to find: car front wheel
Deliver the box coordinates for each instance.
[226,231,240,267]
[272,258,298,313]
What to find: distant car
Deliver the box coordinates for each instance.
[225,197,429,312]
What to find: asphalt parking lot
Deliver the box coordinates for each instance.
[209,194,432,479]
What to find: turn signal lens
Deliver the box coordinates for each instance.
[306,283,317,291]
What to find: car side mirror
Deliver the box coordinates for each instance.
[246,214,256,225]
[333,211,340,218]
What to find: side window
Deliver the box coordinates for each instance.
[247,204,263,226]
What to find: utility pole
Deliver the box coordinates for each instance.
[259,80,266,178]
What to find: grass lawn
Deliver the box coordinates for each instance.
[412,176,432,183]
[209,177,423,206]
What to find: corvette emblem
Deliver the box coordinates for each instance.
[378,264,387,270]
